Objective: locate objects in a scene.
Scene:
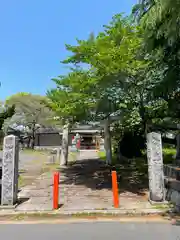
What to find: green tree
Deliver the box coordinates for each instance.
[61,14,167,135]
[47,69,98,165]
[132,0,180,99]
[4,93,55,148]
[48,14,158,161]
[47,69,97,123]
[0,104,15,130]
[62,15,146,119]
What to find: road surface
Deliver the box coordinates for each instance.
[0,222,180,240]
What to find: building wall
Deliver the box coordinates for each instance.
[34,132,103,148]
[35,133,74,147]
[35,133,61,146]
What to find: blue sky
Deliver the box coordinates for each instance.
[0,0,137,100]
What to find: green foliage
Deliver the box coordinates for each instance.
[47,70,97,123]
[133,0,180,99]
[4,92,55,129]
[48,14,161,131]
[0,105,15,130]
[3,93,56,148]
[163,148,176,164]
[98,151,117,165]
[48,4,180,157]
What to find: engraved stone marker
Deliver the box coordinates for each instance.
[147,132,164,202]
[1,135,19,205]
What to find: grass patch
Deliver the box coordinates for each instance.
[163,148,176,164]
[152,203,173,210]
[98,151,106,161]
[20,149,50,155]
[0,212,166,221]
[141,147,176,165]
[69,151,79,162]
[98,151,117,165]
[18,175,26,188]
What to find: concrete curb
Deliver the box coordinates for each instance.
[0,208,169,217]
[0,217,171,224]
[58,209,168,216]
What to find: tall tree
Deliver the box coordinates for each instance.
[48,14,159,162]
[62,14,166,134]
[47,69,97,165]
[132,0,180,99]
[4,93,55,148]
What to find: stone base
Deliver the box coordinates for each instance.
[149,199,169,205]
[0,203,18,209]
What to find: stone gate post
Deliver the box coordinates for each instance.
[147,132,165,202]
[1,135,19,206]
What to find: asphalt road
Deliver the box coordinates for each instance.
[0,222,180,240]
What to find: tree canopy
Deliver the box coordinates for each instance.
[0,104,15,131]
[47,13,171,135]
[4,93,56,148]
[132,0,180,98]
[46,3,180,157]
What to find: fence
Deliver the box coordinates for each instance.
[163,164,180,210]
[163,164,180,181]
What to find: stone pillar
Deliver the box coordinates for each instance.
[100,137,105,151]
[56,147,61,162]
[60,124,69,166]
[147,132,165,202]
[1,135,19,205]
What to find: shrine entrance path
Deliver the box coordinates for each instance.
[16,150,152,211]
[58,150,151,211]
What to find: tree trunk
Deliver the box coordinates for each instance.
[27,136,31,148]
[104,118,112,165]
[31,136,35,149]
[60,123,69,166]
[31,121,36,149]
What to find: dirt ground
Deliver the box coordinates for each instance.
[18,150,53,188]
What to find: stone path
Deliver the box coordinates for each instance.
[17,173,53,211]
[16,150,152,211]
[18,150,52,188]
[59,151,151,211]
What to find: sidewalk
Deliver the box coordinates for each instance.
[10,150,166,214]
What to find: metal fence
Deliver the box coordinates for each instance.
[163,164,180,181]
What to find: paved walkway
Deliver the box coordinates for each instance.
[16,150,152,211]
